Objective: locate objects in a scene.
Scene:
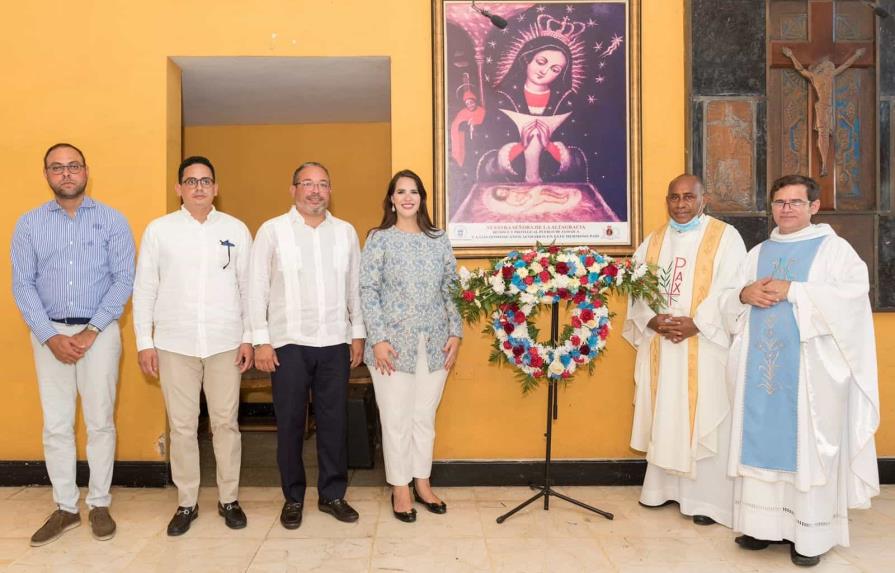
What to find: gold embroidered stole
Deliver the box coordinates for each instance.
[645,217,727,440]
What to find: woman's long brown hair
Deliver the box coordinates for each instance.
[370,169,443,238]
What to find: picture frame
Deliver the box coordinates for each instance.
[433,0,642,257]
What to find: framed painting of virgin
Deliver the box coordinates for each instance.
[433,0,641,257]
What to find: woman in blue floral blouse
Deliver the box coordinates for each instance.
[360,169,463,523]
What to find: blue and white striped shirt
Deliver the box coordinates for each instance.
[11,196,136,343]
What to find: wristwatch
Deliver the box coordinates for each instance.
[85,324,101,334]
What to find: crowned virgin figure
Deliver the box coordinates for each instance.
[478,14,589,185]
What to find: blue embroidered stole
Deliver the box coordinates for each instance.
[741,236,824,472]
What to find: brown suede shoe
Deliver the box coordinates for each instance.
[88,507,116,541]
[30,509,81,547]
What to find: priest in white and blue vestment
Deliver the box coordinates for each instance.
[719,174,880,567]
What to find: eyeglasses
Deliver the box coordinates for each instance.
[293,180,331,192]
[771,199,812,210]
[181,177,214,189]
[46,162,84,175]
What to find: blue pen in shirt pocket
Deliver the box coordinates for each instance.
[220,239,235,270]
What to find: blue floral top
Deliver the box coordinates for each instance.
[360,227,463,374]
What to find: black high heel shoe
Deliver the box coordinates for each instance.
[391,493,417,523]
[412,484,447,514]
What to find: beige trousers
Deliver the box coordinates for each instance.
[370,335,448,486]
[158,348,242,507]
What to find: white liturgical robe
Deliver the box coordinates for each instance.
[624,215,746,526]
[720,223,879,557]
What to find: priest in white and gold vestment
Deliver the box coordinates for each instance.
[624,174,746,527]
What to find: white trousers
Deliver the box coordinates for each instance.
[31,321,121,513]
[370,335,448,486]
[158,349,242,507]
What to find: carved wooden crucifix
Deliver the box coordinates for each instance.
[769,0,875,208]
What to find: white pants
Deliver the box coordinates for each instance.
[158,348,242,507]
[31,322,121,513]
[370,335,448,486]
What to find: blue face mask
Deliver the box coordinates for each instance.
[669,213,703,233]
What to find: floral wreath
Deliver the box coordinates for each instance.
[454,245,661,393]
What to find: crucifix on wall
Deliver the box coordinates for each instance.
[769,0,875,209]
[780,46,865,178]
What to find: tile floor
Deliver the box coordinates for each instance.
[0,484,892,572]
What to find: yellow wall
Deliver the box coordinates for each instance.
[183,123,391,238]
[0,1,891,465]
[166,60,183,215]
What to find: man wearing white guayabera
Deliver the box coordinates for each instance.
[721,174,879,568]
[133,156,253,536]
[250,161,365,530]
[623,174,746,527]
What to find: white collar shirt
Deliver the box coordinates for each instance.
[249,207,365,348]
[133,206,253,358]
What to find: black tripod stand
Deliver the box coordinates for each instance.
[496,302,614,524]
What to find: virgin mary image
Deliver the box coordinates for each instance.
[446,3,628,230]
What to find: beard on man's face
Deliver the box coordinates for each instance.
[50,178,87,199]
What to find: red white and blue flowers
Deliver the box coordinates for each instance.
[455,245,661,392]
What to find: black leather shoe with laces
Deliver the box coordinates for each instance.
[280,501,303,530]
[166,505,198,536]
[218,501,247,529]
[318,498,359,523]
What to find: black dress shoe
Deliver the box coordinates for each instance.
[391,493,417,523]
[638,499,675,509]
[412,486,447,514]
[166,505,198,536]
[692,514,716,526]
[790,544,821,567]
[280,501,303,530]
[318,498,359,523]
[217,501,247,529]
[735,534,771,550]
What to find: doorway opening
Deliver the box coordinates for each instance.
[167,55,391,487]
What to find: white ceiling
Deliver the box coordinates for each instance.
[173,56,391,126]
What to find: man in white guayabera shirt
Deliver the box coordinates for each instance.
[133,156,253,536]
[624,174,746,528]
[721,174,879,567]
[249,161,365,530]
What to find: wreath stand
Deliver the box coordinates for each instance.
[496,302,615,524]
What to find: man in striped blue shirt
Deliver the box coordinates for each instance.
[11,143,135,547]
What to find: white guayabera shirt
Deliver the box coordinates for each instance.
[249,207,365,348]
[133,206,253,358]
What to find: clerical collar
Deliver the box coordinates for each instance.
[669,214,704,233]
